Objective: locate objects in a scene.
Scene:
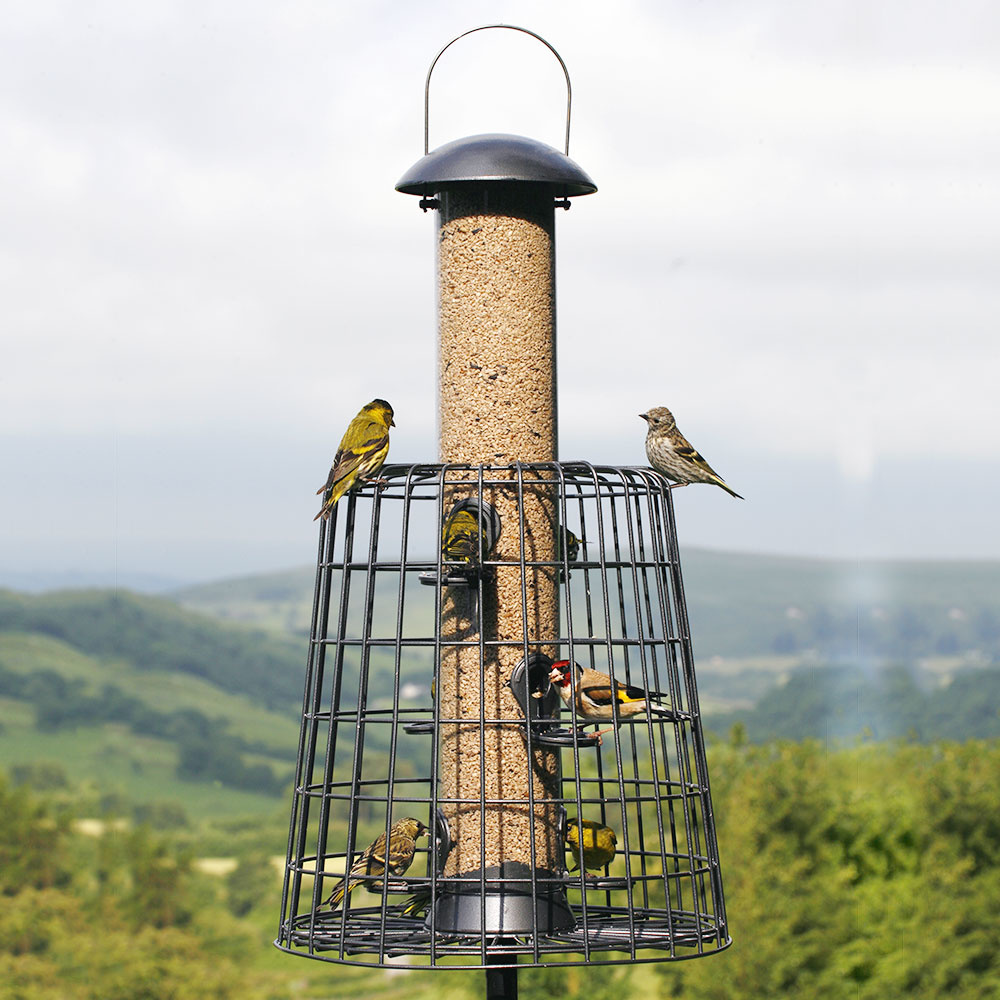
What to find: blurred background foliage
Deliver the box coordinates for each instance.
[3,738,999,998]
[2,553,999,997]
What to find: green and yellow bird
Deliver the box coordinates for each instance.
[559,527,581,563]
[442,507,491,567]
[565,817,618,872]
[556,525,583,580]
[315,399,395,520]
[324,817,427,911]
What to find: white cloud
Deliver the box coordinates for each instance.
[2,0,999,576]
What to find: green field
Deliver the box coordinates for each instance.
[0,702,287,821]
[0,631,300,750]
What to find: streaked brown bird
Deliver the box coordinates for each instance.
[314,399,395,520]
[548,659,673,741]
[399,885,432,918]
[324,817,427,910]
[640,405,742,499]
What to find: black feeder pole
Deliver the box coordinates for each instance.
[275,25,730,991]
[486,956,518,1000]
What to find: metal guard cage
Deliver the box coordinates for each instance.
[276,461,729,968]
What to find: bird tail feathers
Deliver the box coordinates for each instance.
[325,881,346,910]
[314,484,346,520]
[715,478,744,499]
[648,700,675,715]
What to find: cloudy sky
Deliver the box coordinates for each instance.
[2,0,998,588]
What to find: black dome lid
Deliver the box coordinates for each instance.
[396,133,596,197]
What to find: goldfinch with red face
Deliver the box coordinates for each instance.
[548,660,673,740]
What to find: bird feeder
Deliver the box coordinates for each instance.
[276,25,730,987]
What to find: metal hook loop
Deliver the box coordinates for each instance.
[423,24,573,157]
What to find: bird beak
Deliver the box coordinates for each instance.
[390,418,396,427]
[548,667,562,683]
[639,412,648,422]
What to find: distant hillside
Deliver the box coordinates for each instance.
[174,548,1000,664]
[704,663,1000,744]
[0,630,298,751]
[3,550,996,806]
[0,588,304,709]
[174,567,317,635]
[681,549,1000,661]
[0,569,187,593]
[0,589,307,811]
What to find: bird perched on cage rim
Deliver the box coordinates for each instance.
[565,817,618,873]
[314,399,395,520]
[640,405,742,499]
[324,817,427,910]
[548,660,674,741]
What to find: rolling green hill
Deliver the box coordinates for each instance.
[0,587,305,708]
[0,631,299,750]
[169,549,1000,724]
[681,549,1000,660]
[0,590,306,817]
[704,663,1000,744]
[173,547,1000,671]
[3,549,998,814]
[0,586,431,816]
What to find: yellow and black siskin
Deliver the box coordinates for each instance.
[556,525,583,581]
[315,399,395,520]
[399,886,433,918]
[565,817,618,872]
[442,507,490,567]
[324,817,427,910]
[439,500,499,583]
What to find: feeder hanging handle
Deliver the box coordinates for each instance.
[423,24,574,156]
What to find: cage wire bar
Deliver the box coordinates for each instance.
[276,462,730,968]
